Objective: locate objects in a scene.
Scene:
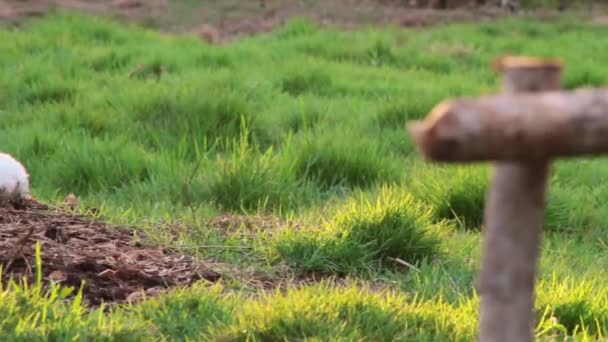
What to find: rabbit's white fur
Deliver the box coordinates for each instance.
[0,152,31,202]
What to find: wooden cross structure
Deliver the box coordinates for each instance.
[408,55,608,341]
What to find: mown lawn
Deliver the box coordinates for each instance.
[1,10,608,340]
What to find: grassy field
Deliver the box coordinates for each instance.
[2,10,608,340]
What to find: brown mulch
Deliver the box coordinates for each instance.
[0,200,222,306]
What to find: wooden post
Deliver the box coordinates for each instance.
[407,87,608,161]
[406,55,577,341]
[477,57,562,342]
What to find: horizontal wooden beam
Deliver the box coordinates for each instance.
[408,87,608,162]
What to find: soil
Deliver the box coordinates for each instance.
[0,0,598,42]
[0,200,223,306]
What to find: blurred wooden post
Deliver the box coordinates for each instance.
[477,57,561,342]
[408,55,574,342]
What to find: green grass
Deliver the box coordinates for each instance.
[274,186,446,275]
[2,10,608,340]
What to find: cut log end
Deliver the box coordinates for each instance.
[407,124,464,162]
[407,99,483,162]
[424,99,454,127]
[492,55,564,72]
[406,120,428,156]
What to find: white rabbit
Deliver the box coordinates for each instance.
[0,152,31,203]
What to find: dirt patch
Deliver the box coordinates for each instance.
[0,200,223,306]
[0,0,167,26]
[0,196,415,308]
[187,2,513,42]
[0,0,589,42]
[591,15,608,25]
[0,200,345,306]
